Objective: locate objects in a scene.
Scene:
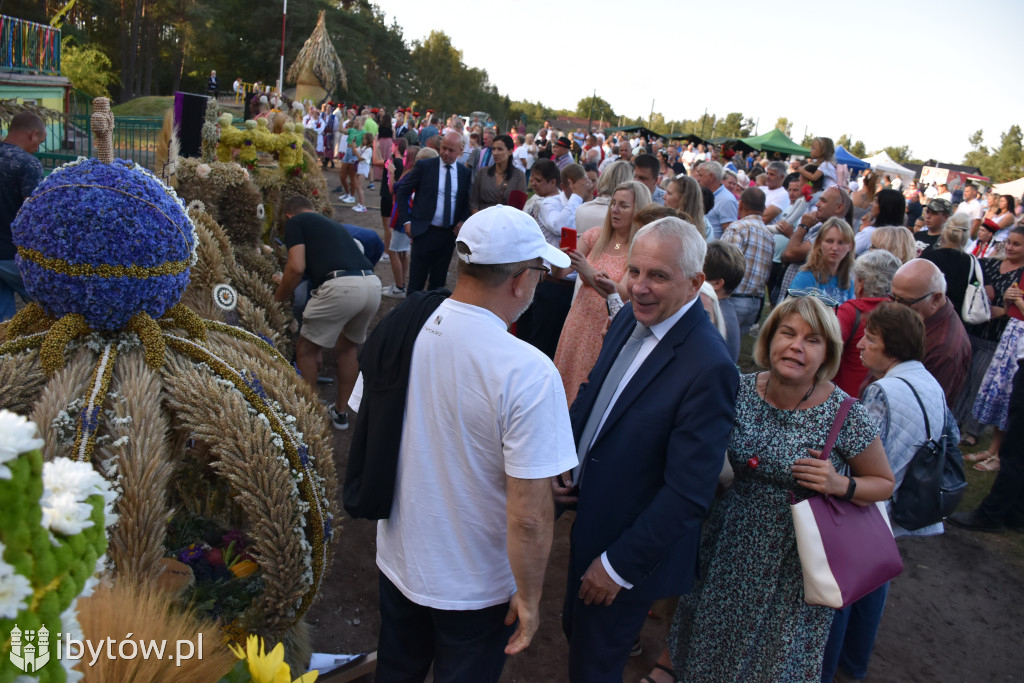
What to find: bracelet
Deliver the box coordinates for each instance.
[840,476,857,501]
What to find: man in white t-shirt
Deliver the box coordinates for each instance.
[357,205,577,682]
[759,161,791,225]
[955,183,983,236]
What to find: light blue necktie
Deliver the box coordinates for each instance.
[574,322,653,484]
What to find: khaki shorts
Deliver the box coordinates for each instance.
[301,273,381,347]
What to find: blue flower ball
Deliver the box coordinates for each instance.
[12,158,198,330]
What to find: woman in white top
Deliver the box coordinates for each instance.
[799,136,838,192]
[351,132,373,213]
[512,133,537,176]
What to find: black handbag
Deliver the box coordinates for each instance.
[890,378,968,530]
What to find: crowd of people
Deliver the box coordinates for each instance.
[4,102,1024,683]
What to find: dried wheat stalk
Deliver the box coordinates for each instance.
[98,348,175,580]
[0,348,47,413]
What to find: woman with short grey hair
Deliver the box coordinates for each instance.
[921,213,976,314]
[833,249,903,395]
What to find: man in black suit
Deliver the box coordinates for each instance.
[554,217,739,682]
[395,131,471,292]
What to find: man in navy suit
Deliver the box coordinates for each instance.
[554,217,739,682]
[396,131,471,293]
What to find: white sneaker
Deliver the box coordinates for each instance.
[352,204,367,213]
[339,194,356,203]
[381,253,390,262]
[383,285,406,299]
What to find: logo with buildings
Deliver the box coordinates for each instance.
[9,624,51,673]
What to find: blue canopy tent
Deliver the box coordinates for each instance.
[836,146,870,171]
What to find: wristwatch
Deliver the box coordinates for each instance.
[840,476,857,501]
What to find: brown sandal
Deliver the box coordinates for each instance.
[974,455,1001,472]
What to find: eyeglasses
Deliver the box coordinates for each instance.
[513,265,549,282]
[786,287,840,310]
[887,291,934,307]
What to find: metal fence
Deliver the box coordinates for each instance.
[28,91,165,173]
[0,14,60,75]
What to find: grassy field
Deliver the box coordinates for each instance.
[110,96,173,117]
[110,96,244,118]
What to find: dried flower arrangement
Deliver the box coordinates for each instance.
[0,99,336,669]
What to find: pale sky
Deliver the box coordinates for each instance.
[373,0,1023,164]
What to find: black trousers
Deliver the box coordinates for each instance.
[375,572,513,683]
[562,557,651,683]
[515,278,574,359]
[978,359,1024,524]
[408,227,455,293]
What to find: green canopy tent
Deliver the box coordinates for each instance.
[666,132,705,144]
[739,128,810,156]
[603,125,662,139]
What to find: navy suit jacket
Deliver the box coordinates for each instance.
[569,301,739,602]
[395,157,471,238]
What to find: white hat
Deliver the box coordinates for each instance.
[456,205,570,268]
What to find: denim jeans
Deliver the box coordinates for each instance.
[821,582,890,681]
[0,259,28,322]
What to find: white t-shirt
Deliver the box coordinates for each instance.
[760,186,791,224]
[955,198,982,222]
[357,299,577,610]
[357,145,372,177]
[818,161,838,190]
[512,144,535,171]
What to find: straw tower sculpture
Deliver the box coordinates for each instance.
[287,10,347,104]
[0,98,336,665]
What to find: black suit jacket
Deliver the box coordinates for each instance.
[569,302,739,602]
[395,157,471,238]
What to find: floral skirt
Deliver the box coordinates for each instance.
[974,318,1024,430]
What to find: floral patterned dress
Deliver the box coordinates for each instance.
[669,373,878,683]
[553,228,627,406]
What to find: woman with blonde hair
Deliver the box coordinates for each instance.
[664,175,707,239]
[869,225,917,264]
[554,180,652,405]
[789,217,856,304]
[574,160,635,233]
[922,213,976,313]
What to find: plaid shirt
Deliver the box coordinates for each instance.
[722,215,774,297]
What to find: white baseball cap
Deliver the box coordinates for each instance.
[456,205,570,268]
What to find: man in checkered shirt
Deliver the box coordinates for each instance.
[722,187,775,336]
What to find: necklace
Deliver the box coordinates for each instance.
[613,242,623,250]
[747,372,816,470]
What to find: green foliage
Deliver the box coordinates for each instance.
[60,36,120,99]
[880,145,914,165]
[965,126,1024,182]
[575,95,616,122]
[407,30,507,120]
[836,134,867,158]
[775,117,793,137]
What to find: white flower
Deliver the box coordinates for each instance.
[0,556,33,619]
[41,491,96,536]
[43,459,109,501]
[196,163,212,179]
[0,410,44,479]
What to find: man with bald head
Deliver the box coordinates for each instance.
[395,131,472,292]
[869,258,971,402]
[777,186,852,300]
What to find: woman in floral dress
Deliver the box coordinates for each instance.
[668,296,894,682]
[553,181,651,405]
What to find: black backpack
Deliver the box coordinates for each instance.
[890,377,968,531]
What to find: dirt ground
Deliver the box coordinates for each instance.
[303,187,1024,682]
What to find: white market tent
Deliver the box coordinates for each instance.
[993,176,1024,199]
[863,151,916,180]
